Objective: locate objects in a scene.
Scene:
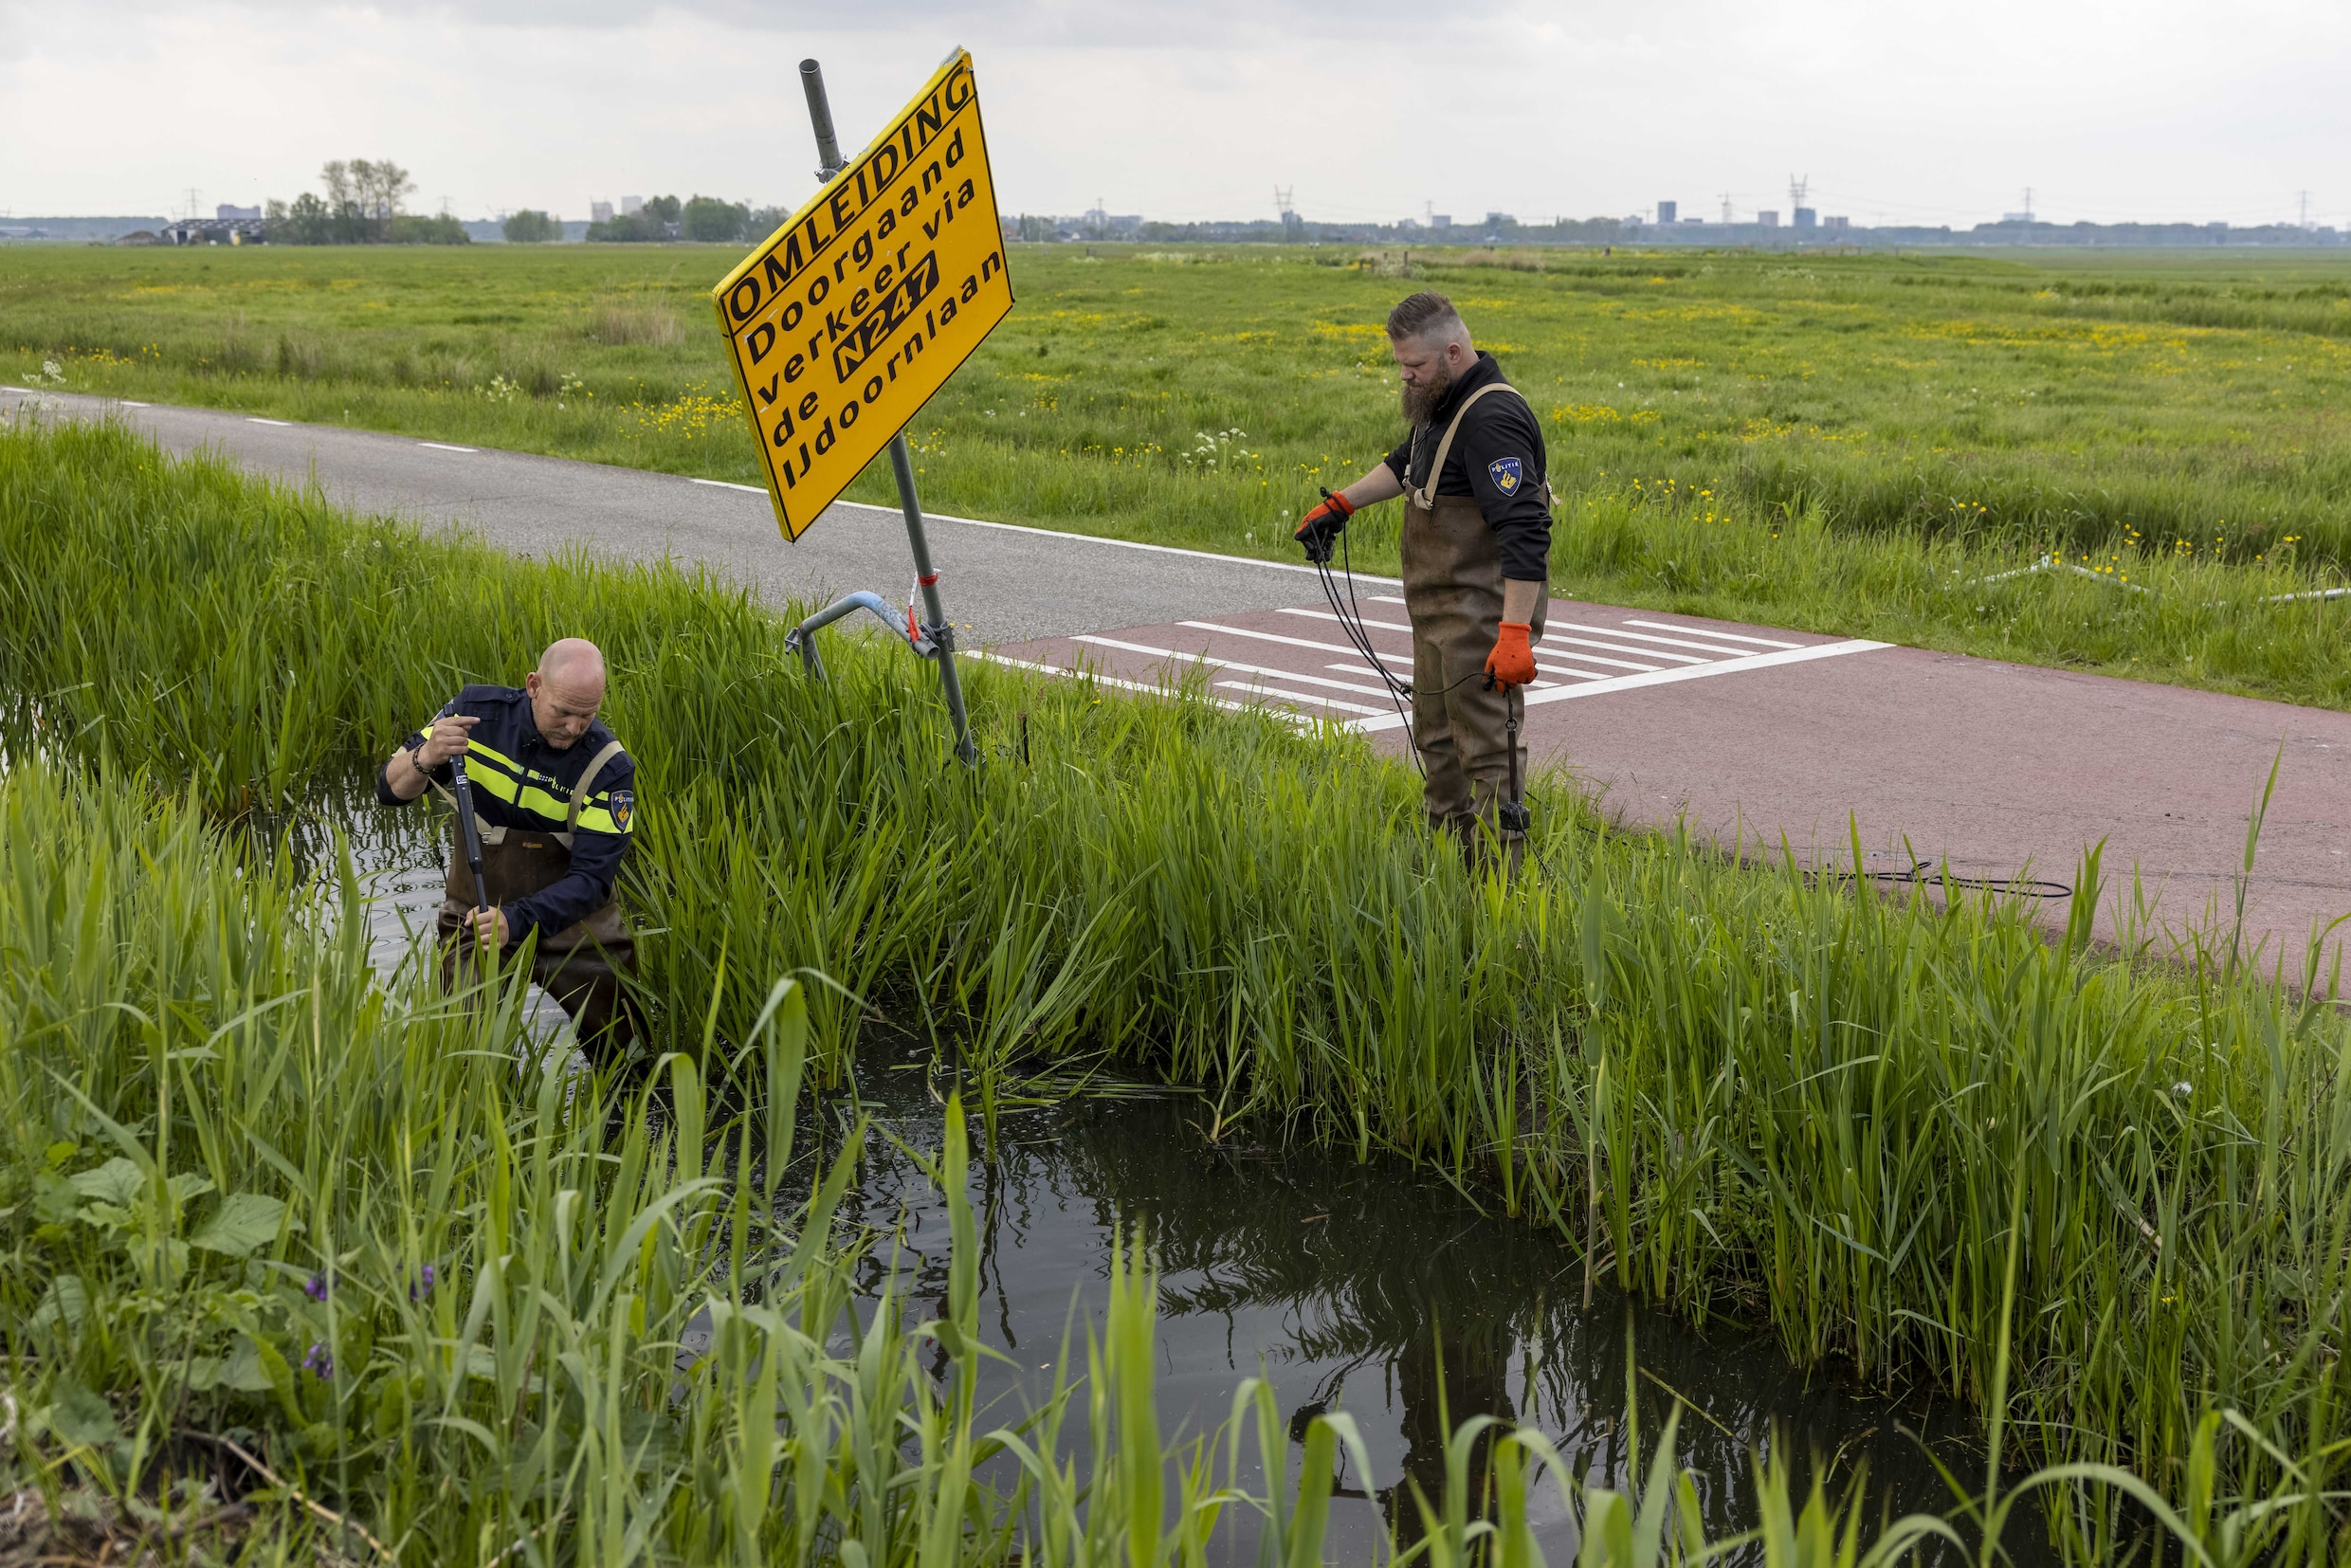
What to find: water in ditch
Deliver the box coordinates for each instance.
[283,780,2051,1563]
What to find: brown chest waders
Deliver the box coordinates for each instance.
[1400,383,1550,871]
[436,738,639,1059]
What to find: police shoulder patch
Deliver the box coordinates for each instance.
[1487,456,1524,496]
[610,790,633,830]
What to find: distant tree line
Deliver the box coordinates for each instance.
[503,210,560,244]
[586,194,782,245]
[266,160,467,245]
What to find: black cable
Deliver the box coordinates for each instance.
[1849,861,2072,898]
[1500,681,1555,881]
[1303,496,1417,772]
[1306,492,1490,774]
[1313,501,1412,699]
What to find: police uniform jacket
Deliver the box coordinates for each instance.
[1381,351,1551,582]
[376,684,637,940]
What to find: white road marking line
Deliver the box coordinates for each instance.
[247,417,291,427]
[1178,620,1389,658]
[964,651,1309,724]
[1317,661,1567,692]
[1376,594,1811,654]
[1281,607,1414,634]
[419,442,477,453]
[1283,608,1645,672]
[1076,634,1398,698]
[1342,602,1712,665]
[119,400,151,407]
[1532,645,1663,673]
[833,500,1402,585]
[1214,681,1387,716]
[1624,618,1801,649]
[1550,621,1756,657]
[1533,662,1621,681]
[691,477,766,493]
[1345,639,1891,733]
[1540,635,1692,667]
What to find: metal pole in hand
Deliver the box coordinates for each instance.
[801,57,978,766]
[449,753,494,942]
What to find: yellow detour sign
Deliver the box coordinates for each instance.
[712,48,1014,541]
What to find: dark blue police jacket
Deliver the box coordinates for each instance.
[375,684,636,940]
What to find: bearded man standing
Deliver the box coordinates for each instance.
[1293,291,1551,868]
[376,637,642,1058]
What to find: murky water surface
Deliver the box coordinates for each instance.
[289,785,2046,1561]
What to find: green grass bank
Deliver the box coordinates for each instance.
[0,755,2104,1567]
[4,755,1624,1565]
[7,418,2351,1561]
[9,242,2351,707]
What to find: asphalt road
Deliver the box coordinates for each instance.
[0,386,1353,644]
[13,386,2348,967]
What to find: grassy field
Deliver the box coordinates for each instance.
[9,418,2351,1562]
[8,241,2351,707]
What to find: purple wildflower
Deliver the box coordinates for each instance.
[303,1274,329,1302]
[409,1264,437,1303]
[302,1341,334,1380]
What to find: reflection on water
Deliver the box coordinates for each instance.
[260,775,582,1048]
[839,1080,2046,1563]
[290,782,2041,1561]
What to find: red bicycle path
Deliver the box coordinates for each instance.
[984,592,2351,975]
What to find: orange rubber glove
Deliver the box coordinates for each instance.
[1484,622,1536,688]
[1294,490,1353,562]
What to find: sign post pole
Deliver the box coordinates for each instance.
[798,58,978,767]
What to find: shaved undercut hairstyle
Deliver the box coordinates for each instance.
[1386,290,1468,345]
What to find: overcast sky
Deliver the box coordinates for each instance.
[5,0,2348,229]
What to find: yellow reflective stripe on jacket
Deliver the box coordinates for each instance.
[460,739,633,835]
[457,744,569,823]
[573,801,633,835]
[465,738,525,776]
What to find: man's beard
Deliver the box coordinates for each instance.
[1401,363,1454,424]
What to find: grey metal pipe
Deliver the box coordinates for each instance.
[783,590,931,681]
[890,435,977,763]
[798,59,844,178]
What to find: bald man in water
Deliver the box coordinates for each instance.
[377,638,642,1059]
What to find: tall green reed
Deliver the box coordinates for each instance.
[0,756,2036,1565]
[9,418,2351,1558]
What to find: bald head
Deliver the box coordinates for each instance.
[539,638,605,685]
[526,638,607,749]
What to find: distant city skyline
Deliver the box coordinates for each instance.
[4,0,2348,234]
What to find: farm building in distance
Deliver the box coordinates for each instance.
[161,205,267,245]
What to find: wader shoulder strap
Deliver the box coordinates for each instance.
[555,739,628,848]
[1407,382,1539,510]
